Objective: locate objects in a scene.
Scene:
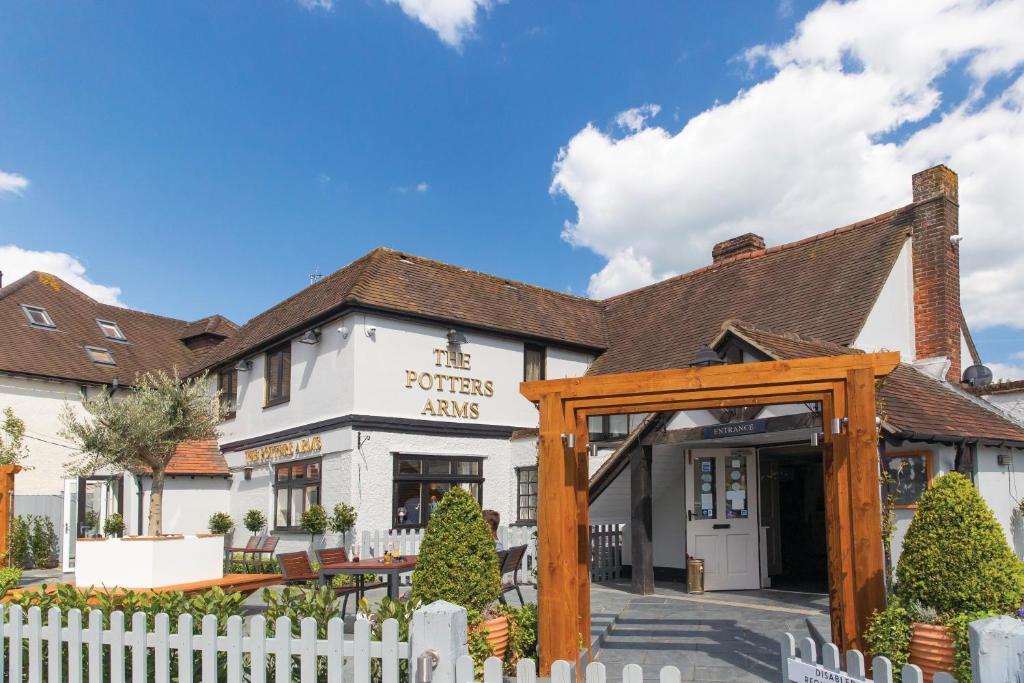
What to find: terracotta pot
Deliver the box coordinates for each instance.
[909,622,955,683]
[481,615,510,660]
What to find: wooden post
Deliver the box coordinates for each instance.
[571,409,592,657]
[630,444,655,595]
[0,464,22,567]
[845,368,886,649]
[537,394,579,674]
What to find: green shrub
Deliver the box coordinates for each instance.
[262,585,341,637]
[411,487,500,612]
[896,473,1024,614]
[503,602,538,673]
[864,599,913,679]
[359,596,420,683]
[29,515,58,568]
[330,502,357,545]
[9,515,32,568]
[0,567,21,597]
[946,610,999,683]
[103,513,126,538]
[300,504,329,545]
[243,509,267,536]
[208,512,234,535]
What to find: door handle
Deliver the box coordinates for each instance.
[687,510,695,522]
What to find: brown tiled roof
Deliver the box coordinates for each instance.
[717,321,1024,445]
[193,247,609,373]
[968,379,1024,396]
[135,440,228,477]
[589,206,914,375]
[0,272,218,385]
[180,315,238,341]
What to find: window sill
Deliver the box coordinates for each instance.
[511,521,537,527]
[263,398,290,409]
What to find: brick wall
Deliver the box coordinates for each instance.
[911,164,961,383]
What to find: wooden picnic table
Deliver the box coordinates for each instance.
[318,555,417,600]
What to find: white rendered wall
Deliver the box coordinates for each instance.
[139,476,231,537]
[216,312,358,445]
[975,446,1024,559]
[982,392,1024,426]
[854,239,916,361]
[0,374,99,495]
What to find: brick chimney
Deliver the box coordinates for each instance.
[911,164,961,383]
[712,233,766,263]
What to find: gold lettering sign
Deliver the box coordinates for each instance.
[404,348,494,420]
[244,436,322,464]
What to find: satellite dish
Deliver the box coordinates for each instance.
[962,364,993,387]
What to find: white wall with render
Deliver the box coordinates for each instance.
[974,445,1024,560]
[0,373,105,496]
[855,239,916,361]
[137,476,231,537]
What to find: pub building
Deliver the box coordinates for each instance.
[3,164,1024,592]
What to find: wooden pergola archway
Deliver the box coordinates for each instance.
[520,352,899,672]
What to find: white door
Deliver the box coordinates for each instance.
[61,479,78,572]
[685,448,760,590]
[61,479,110,572]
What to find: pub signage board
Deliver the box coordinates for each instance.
[702,419,768,440]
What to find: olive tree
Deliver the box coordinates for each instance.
[60,370,219,535]
[0,407,30,466]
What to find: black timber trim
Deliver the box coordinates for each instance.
[220,413,519,452]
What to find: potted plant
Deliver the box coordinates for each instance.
[300,504,329,550]
[103,513,126,538]
[329,502,357,548]
[411,488,506,659]
[208,512,234,536]
[867,473,1024,682]
[243,509,267,539]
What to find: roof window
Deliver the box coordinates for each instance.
[96,319,127,342]
[21,305,56,329]
[84,346,117,366]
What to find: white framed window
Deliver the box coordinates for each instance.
[96,319,126,342]
[84,346,116,366]
[21,305,56,329]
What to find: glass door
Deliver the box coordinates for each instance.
[61,479,79,572]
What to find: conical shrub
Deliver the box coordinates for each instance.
[896,472,1024,614]
[411,487,501,612]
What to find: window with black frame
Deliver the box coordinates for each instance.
[217,368,237,419]
[392,455,483,528]
[274,457,321,530]
[516,466,537,524]
[587,414,629,441]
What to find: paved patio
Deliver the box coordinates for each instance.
[589,581,829,682]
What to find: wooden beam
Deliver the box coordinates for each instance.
[630,444,655,595]
[536,394,579,674]
[821,386,857,651]
[571,407,592,658]
[845,368,886,651]
[570,388,832,415]
[646,411,821,446]
[521,352,900,401]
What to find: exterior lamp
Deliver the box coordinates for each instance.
[446,329,468,346]
[689,345,725,367]
[234,359,252,372]
[298,328,321,345]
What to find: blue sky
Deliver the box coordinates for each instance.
[2,0,1022,377]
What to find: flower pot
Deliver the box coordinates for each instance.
[481,615,510,660]
[909,622,954,683]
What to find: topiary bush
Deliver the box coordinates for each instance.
[208,512,234,536]
[243,509,267,537]
[896,472,1024,614]
[411,487,501,612]
[103,513,126,538]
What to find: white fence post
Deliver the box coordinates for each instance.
[409,600,469,683]
[969,615,1024,683]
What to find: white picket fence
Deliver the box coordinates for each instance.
[779,633,953,683]
[456,656,684,683]
[0,603,409,683]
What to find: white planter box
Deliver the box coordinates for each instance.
[75,535,224,589]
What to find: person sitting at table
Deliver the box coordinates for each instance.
[483,509,504,551]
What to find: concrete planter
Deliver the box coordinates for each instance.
[909,622,955,683]
[75,534,225,589]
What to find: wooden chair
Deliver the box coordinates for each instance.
[224,536,260,571]
[315,547,387,607]
[248,536,279,570]
[497,544,528,605]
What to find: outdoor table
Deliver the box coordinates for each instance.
[318,555,417,601]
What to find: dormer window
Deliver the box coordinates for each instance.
[96,319,126,342]
[21,305,55,329]
[84,346,116,366]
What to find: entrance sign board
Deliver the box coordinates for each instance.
[702,419,768,439]
[787,659,867,683]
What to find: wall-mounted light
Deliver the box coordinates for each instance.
[562,432,576,448]
[365,326,377,339]
[234,359,253,372]
[447,329,468,346]
[689,345,724,367]
[243,467,252,481]
[337,325,350,340]
[298,328,321,345]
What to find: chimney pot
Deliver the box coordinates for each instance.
[712,233,766,263]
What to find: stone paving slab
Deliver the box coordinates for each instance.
[592,582,830,683]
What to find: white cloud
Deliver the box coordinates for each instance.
[385,0,496,49]
[0,245,124,306]
[0,170,29,195]
[1012,351,1024,361]
[550,0,1024,325]
[415,181,429,192]
[297,0,333,10]
[615,104,661,133]
[988,362,1024,382]
[396,181,430,193]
